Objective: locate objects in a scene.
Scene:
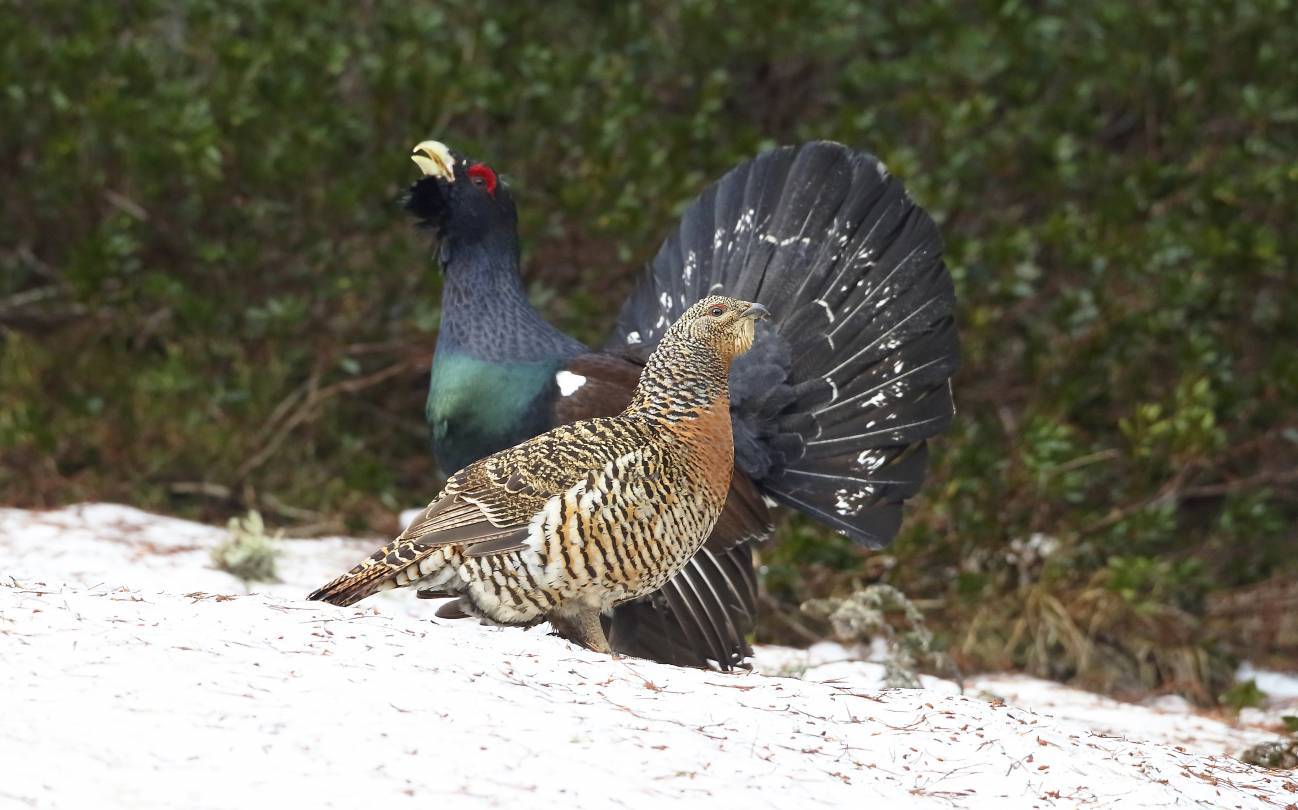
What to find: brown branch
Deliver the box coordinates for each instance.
[248,374,316,450]
[1080,468,1192,536]
[1181,467,1298,499]
[759,592,824,645]
[236,357,422,480]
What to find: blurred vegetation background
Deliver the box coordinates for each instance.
[3,1,1296,701]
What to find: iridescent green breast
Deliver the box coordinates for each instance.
[426,351,562,474]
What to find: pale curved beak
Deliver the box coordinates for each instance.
[412,140,455,182]
[742,302,771,320]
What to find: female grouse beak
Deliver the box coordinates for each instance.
[742,302,771,320]
[412,140,455,182]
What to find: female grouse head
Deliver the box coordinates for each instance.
[668,295,770,363]
[405,140,517,250]
[627,295,770,415]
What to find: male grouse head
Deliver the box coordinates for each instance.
[405,140,517,250]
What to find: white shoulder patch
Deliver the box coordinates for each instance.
[555,370,587,397]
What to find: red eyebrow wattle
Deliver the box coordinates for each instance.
[468,163,497,195]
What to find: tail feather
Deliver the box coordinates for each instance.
[306,538,426,607]
[800,323,958,431]
[605,544,756,671]
[608,141,959,548]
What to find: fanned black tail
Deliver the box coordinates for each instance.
[609,142,959,548]
[605,544,757,670]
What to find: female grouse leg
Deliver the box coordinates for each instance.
[548,603,613,655]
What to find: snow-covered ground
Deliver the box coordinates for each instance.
[2,504,1296,809]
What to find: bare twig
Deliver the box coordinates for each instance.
[1181,467,1298,498]
[1080,468,1191,535]
[168,481,334,532]
[759,592,823,645]
[237,357,422,479]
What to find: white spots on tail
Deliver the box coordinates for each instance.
[654,291,673,330]
[683,251,696,285]
[833,486,876,516]
[626,331,642,345]
[854,451,886,473]
[861,391,888,409]
[814,299,835,324]
[831,220,852,249]
[826,378,838,403]
[838,276,870,295]
[555,371,587,397]
[759,233,812,248]
[734,208,757,236]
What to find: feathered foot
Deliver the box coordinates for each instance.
[548,603,614,655]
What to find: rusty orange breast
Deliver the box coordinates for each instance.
[675,393,734,505]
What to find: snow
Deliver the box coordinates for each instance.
[754,644,1294,756]
[1239,662,1298,701]
[3,504,1296,809]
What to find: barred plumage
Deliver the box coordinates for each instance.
[308,296,768,654]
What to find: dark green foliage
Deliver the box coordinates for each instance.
[2,1,1295,697]
[1221,679,1266,712]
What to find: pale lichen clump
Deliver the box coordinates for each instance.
[211,510,280,583]
[1240,716,1298,770]
[803,584,949,689]
[1240,738,1298,770]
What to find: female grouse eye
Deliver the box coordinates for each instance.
[467,163,497,195]
[708,305,725,317]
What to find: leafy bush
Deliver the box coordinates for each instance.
[3,1,1295,698]
[1220,678,1267,712]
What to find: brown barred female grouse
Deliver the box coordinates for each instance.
[309,296,769,653]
